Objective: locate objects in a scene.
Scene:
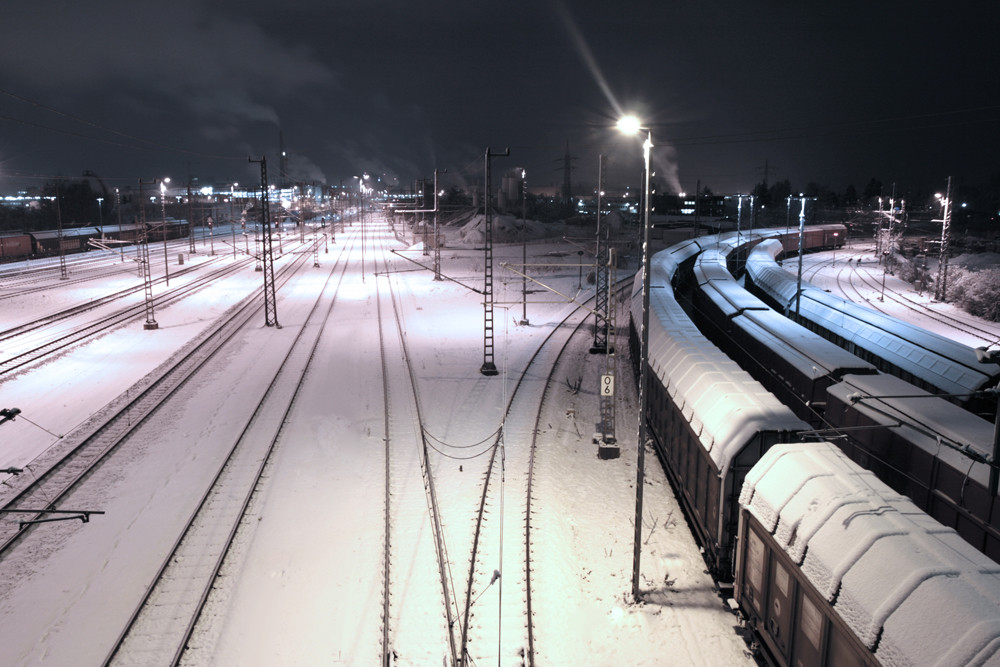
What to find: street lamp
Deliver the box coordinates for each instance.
[160,178,171,286]
[520,169,529,325]
[935,177,953,301]
[617,114,652,604]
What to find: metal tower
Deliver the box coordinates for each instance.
[251,156,279,327]
[138,178,159,329]
[591,155,610,353]
[481,147,509,376]
[936,176,953,302]
[560,140,575,202]
[596,246,618,454]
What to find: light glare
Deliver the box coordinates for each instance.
[617,115,641,135]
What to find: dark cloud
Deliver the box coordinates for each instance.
[0,0,998,196]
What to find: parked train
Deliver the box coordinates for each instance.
[689,237,1000,561]
[628,224,851,581]
[737,442,1000,667]
[629,224,1000,665]
[745,238,1000,416]
[0,220,189,262]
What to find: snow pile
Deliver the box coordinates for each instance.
[949,252,1000,270]
[455,214,569,245]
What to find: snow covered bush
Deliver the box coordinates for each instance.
[946,267,1000,321]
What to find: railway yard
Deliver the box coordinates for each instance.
[3,216,1000,666]
[0,218,753,666]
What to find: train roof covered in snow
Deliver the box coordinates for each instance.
[745,239,1000,400]
[635,243,807,479]
[740,441,1000,666]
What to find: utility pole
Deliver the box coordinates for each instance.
[187,179,196,254]
[250,156,279,327]
[794,196,808,318]
[481,147,509,376]
[936,176,953,302]
[596,247,618,457]
[160,180,170,286]
[434,168,445,281]
[420,177,430,256]
[138,178,159,330]
[560,140,575,203]
[519,169,528,324]
[55,183,68,280]
[593,155,618,458]
[591,154,610,353]
[116,188,124,261]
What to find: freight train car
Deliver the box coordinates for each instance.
[691,246,878,425]
[736,442,1000,667]
[745,238,1000,415]
[693,237,1000,562]
[827,372,1000,561]
[631,247,809,582]
[31,227,102,257]
[0,232,33,260]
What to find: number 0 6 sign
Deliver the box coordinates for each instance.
[600,374,614,396]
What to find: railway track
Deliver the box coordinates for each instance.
[100,231,356,666]
[0,254,230,343]
[455,279,631,667]
[368,212,633,665]
[0,239,315,377]
[0,244,321,556]
[372,217,456,665]
[0,250,139,293]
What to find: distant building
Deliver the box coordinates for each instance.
[652,194,728,218]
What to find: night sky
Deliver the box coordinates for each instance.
[1,0,997,198]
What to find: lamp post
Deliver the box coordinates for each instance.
[115,188,124,261]
[160,178,171,286]
[617,114,652,604]
[935,177,953,302]
[138,177,158,329]
[794,195,807,317]
[520,169,529,325]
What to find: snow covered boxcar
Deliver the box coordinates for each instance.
[736,441,1000,667]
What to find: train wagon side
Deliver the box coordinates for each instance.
[736,442,1000,667]
[746,239,1000,413]
[634,262,808,581]
[826,372,1000,561]
[0,232,34,260]
[692,242,878,425]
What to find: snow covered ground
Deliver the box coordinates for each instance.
[0,219,756,666]
[5,219,997,666]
